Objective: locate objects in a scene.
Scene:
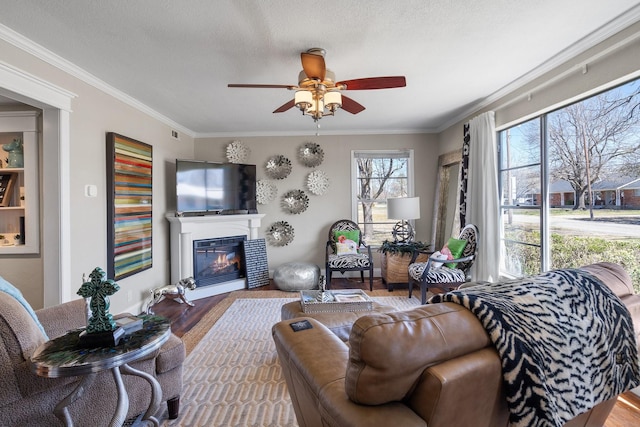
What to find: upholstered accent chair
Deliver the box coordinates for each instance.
[0,282,185,426]
[325,219,374,290]
[408,224,479,303]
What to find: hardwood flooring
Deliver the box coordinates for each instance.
[151,277,640,427]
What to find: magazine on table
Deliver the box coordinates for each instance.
[333,293,368,303]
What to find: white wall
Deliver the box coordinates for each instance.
[0,37,195,312]
[194,133,438,273]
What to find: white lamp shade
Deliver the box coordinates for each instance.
[294,91,313,109]
[387,197,420,220]
[324,91,342,108]
[307,98,324,114]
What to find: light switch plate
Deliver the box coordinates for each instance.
[85,184,97,197]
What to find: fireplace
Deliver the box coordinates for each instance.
[166,212,265,300]
[193,236,246,287]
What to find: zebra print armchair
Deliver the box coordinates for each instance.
[408,224,479,303]
[325,219,374,290]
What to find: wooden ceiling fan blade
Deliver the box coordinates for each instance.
[341,95,366,114]
[273,99,295,113]
[337,76,406,90]
[228,84,293,89]
[301,52,326,81]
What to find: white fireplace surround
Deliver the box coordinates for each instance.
[166,212,265,300]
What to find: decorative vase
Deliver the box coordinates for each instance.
[2,137,24,168]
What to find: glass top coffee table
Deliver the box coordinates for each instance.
[31,314,170,427]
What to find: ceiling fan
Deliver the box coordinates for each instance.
[228,48,406,122]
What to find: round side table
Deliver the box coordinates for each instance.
[30,315,171,427]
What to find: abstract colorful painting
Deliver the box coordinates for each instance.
[106,132,152,280]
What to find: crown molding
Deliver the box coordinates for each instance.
[194,127,435,139]
[0,60,76,111]
[0,23,195,138]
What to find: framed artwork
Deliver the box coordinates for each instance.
[106,132,153,280]
[0,172,16,207]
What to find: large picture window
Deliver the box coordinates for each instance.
[352,150,414,246]
[498,78,640,292]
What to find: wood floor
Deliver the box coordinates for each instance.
[151,277,640,427]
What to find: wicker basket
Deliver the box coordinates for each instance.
[381,252,429,284]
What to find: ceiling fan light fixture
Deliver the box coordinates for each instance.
[294,90,313,111]
[307,98,324,116]
[324,91,342,112]
[228,48,405,123]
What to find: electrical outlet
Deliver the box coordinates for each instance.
[171,130,179,139]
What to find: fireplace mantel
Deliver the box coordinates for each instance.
[166,212,265,299]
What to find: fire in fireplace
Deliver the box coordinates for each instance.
[193,236,247,287]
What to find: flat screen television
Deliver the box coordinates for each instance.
[175,159,257,215]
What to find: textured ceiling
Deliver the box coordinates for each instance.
[1,1,639,137]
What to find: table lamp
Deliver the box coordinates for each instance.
[387,197,420,243]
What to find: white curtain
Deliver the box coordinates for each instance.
[466,111,500,282]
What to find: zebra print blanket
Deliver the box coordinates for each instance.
[428,269,640,427]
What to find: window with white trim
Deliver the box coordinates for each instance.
[351,150,414,246]
[498,78,640,292]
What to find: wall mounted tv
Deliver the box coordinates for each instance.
[176,159,257,215]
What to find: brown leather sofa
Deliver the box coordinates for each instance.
[272,262,640,427]
[0,292,185,426]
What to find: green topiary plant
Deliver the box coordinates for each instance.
[378,240,432,255]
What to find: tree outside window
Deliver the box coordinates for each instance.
[352,150,414,246]
[498,78,640,292]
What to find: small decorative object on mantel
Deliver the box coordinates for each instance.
[76,267,125,348]
[256,179,278,205]
[281,189,309,214]
[265,155,292,180]
[146,277,196,314]
[226,140,250,163]
[266,221,295,246]
[298,142,324,167]
[306,170,330,195]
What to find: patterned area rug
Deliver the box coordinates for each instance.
[162,290,422,426]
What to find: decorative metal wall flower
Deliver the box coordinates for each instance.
[226,140,250,163]
[266,221,295,246]
[281,189,309,214]
[306,170,330,195]
[256,180,278,205]
[298,142,324,167]
[265,155,292,179]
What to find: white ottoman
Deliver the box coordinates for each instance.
[274,262,320,291]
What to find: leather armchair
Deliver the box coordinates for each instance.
[272,262,639,427]
[0,292,185,426]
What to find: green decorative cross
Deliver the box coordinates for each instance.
[77,267,120,334]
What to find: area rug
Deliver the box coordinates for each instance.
[163,291,421,426]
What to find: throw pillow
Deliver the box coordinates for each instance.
[0,275,48,339]
[334,230,360,255]
[429,251,449,269]
[442,237,467,268]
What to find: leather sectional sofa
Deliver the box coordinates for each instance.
[272,262,640,427]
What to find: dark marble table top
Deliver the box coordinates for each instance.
[31,314,170,378]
